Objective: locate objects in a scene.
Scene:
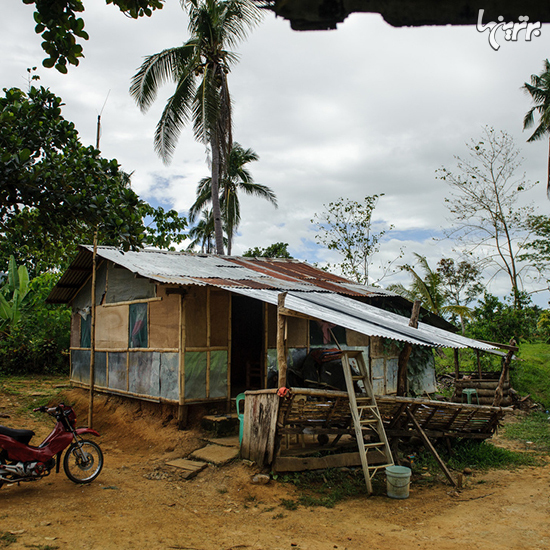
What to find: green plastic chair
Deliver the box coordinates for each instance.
[236,393,246,445]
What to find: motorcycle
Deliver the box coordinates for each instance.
[0,403,103,488]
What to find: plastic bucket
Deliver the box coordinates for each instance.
[386,465,411,499]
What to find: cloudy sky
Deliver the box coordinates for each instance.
[2,1,550,304]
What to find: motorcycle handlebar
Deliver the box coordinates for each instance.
[32,406,57,415]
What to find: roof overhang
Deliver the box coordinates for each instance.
[258,0,550,31]
[228,287,496,351]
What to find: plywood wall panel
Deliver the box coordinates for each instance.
[96,304,129,349]
[210,290,229,347]
[149,288,180,349]
[185,287,208,348]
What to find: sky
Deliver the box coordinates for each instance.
[2,1,550,306]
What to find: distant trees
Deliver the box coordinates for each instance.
[243,242,292,258]
[437,127,542,308]
[311,194,400,285]
[387,254,481,332]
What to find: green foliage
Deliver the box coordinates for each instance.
[278,468,371,507]
[311,194,400,285]
[0,272,70,375]
[0,531,18,546]
[412,439,536,475]
[0,256,30,329]
[243,242,292,258]
[522,59,550,143]
[502,411,550,452]
[466,293,540,344]
[510,343,550,409]
[0,85,187,275]
[437,127,540,308]
[24,0,163,73]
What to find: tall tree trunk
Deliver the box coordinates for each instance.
[210,135,225,255]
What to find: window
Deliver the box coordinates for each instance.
[80,315,91,348]
[129,303,148,348]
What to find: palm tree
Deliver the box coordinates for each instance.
[522,59,550,198]
[186,210,228,253]
[388,253,473,332]
[189,142,277,254]
[130,0,262,254]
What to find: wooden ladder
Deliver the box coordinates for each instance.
[341,349,394,494]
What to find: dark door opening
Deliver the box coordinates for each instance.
[231,294,264,396]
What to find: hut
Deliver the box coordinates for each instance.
[47,245,497,425]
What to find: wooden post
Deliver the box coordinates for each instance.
[476,349,482,379]
[277,292,288,388]
[454,348,460,381]
[396,300,421,396]
[406,408,457,487]
[88,230,98,429]
[178,293,187,429]
[493,338,516,407]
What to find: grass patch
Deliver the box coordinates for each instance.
[411,438,537,476]
[0,375,67,416]
[0,532,18,547]
[510,344,550,409]
[502,411,550,453]
[277,468,375,508]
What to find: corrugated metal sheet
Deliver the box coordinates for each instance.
[47,246,493,351]
[227,288,496,351]
[47,246,390,303]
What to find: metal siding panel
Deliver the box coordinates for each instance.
[108,352,128,391]
[160,352,179,401]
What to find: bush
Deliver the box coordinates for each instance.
[0,272,70,375]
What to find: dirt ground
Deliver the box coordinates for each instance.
[1,381,549,550]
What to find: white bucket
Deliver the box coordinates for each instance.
[386,465,411,499]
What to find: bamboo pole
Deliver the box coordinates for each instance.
[178,293,187,428]
[396,300,421,396]
[277,292,288,388]
[88,230,98,428]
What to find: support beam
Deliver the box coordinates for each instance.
[277,292,288,388]
[406,408,457,487]
[396,300,421,396]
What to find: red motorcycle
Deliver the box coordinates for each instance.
[0,403,103,488]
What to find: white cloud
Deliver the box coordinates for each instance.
[2,2,549,305]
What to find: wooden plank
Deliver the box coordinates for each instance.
[241,392,280,466]
[273,451,388,473]
[406,409,457,487]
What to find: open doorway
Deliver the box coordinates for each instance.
[231,294,264,396]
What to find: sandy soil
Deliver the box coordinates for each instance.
[1,384,549,550]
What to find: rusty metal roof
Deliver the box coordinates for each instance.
[47,246,494,350]
[47,245,392,304]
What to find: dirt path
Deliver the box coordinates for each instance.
[1,385,549,550]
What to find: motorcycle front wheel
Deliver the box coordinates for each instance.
[63,440,104,484]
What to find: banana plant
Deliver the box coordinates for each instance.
[0,256,30,329]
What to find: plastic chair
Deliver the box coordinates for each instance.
[236,393,246,446]
[462,388,479,404]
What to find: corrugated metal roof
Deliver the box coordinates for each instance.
[228,289,496,351]
[47,246,493,350]
[47,246,392,304]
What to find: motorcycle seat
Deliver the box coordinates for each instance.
[0,425,35,445]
